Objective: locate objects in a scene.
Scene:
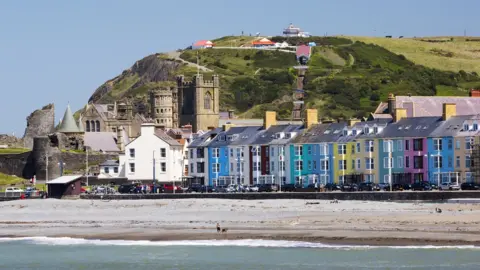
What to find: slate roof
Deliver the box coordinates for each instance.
[218,118,303,127]
[187,128,222,148]
[155,129,181,146]
[100,160,119,167]
[228,126,264,146]
[250,125,291,145]
[429,114,480,138]
[292,123,346,144]
[269,125,304,145]
[57,105,81,133]
[374,96,480,117]
[84,132,120,152]
[206,126,249,148]
[379,117,443,138]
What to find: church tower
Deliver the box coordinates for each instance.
[177,74,219,132]
[149,86,178,129]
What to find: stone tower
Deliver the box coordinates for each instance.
[177,74,220,132]
[149,86,178,129]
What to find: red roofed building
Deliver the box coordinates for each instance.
[252,38,275,48]
[193,40,214,49]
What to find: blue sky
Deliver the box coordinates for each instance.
[0,0,477,135]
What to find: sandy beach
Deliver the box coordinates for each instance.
[1,199,480,246]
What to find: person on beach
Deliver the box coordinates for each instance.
[216,223,221,233]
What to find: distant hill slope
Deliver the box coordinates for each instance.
[86,36,480,121]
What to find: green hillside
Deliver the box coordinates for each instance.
[87,36,480,121]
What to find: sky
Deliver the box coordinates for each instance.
[0,0,478,136]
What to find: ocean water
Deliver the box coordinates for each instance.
[0,237,479,270]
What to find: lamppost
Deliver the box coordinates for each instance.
[424,153,430,184]
[58,161,66,176]
[388,140,393,192]
[44,154,50,195]
[278,146,283,192]
[152,150,156,193]
[85,146,89,187]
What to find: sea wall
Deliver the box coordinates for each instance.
[0,152,33,178]
[81,191,480,201]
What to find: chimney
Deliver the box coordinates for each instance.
[388,93,396,115]
[263,111,277,129]
[469,89,480,97]
[228,109,235,119]
[116,126,125,152]
[141,122,156,135]
[394,108,407,122]
[207,126,215,131]
[223,123,235,131]
[305,109,318,129]
[321,118,334,124]
[442,103,456,121]
[347,118,360,127]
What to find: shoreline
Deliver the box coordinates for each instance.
[2,229,480,247]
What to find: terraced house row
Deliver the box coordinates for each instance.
[187,101,480,187]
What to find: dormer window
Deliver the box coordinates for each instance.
[364,127,369,134]
[285,133,291,139]
[464,124,469,131]
[343,130,348,136]
[474,123,478,131]
[352,129,357,136]
[373,127,378,134]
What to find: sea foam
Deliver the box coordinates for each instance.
[0,237,478,250]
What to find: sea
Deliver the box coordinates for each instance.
[0,237,479,270]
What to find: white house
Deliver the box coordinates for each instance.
[119,123,183,183]
[98,160,121,178]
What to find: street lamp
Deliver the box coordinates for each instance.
[58,161,66,176]
[388,140,393,192]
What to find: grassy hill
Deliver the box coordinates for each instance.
[86,35,480,121]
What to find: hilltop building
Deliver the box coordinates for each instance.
[192,40,214,49]
[282,23,310,37]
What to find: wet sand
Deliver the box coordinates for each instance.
[1,199,480,246]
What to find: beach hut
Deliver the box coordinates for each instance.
[47,175,83,198]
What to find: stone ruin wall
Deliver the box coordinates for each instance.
[23,104,55,149]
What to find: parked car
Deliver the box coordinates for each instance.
[439,182,460,191]
[411,182,432,191]
[461,182,480,190]
[163,184,182,192]
[358,182,375,191]
[5,187,24,193]
[377,183,391,191]
[118,184,139,194]
[24,187,39,198]
[257,184,278,192]
[324,183,340,191]
[281,184,300,192]
[247,185,259,192]
[340,183,358,192]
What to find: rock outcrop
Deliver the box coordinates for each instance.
[23,104,55,149]
[0,134,23,148]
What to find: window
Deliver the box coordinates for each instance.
[271,147,275,157]
[466,172,473,183]
[364,127,369,134]
[129,149,135,158]
[396,140,403,151]
[307,146,312,155]
[383,140,393,152]
[319,144,328,155]
[253,162,261,171]
[352,129,357,136]
[212,148,219,158]
[373,127,378,134]
[197,162,205,173]
[129,163,135,173]
[85,121,90,132]
[252,147,260,156]
[321,159,329,171]
[271,161,275,171]
[466,155,472,168]
[308,160,312,170]
[448,139,453,150]
[413,156,423,169]
[338,160,346,170]
[433,156,442,168]
[161,162,166,172]
[190,163,194,173]
[365,140,374,152]
[114,167,118,173]
[230,163,234,171]
[160,148,166,158]
[384,174,391,184]
[383,157,393,169]
[295,146,303,156]
[230,148,233,157]
[365,174,375,183]
[295,160,303,171]
[397,156,403,168]
[456,156,461,168]
[365,158,374,170]
[466,137,473,150]
[338,144,346,155]
[279,161,285,171]
[190,150,194,159]
[357,158,361,169]
[339,175,345,184]
[356,143,361,153]
[456,140,461,149]
[405,156,410,168]
[405,140,409,151]
[104,167,110,173]
[95,120,100,132]
[212,163,220,173]
[351,159,355,170]
[313,160,317,170]
[474,123,479,131]
[265,147,269,157]
[413,139,423,151]
[433,138,442,151]
[448,156,452,168]
[464,124,469,131]
[204,92,212,110]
